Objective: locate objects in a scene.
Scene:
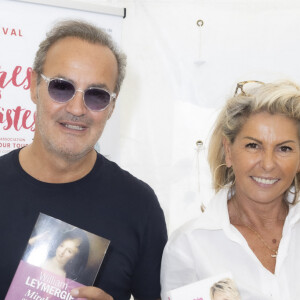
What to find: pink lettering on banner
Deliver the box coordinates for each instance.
[0,106,35,131]
[0,65,31,96]
[0,65,34,131]
[2,27,23,37]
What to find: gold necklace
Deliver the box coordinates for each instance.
[231,199,287,259]
[242,223,278,258]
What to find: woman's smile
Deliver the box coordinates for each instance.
[251,176,279,185]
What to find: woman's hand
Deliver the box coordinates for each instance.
[71,286,113,300]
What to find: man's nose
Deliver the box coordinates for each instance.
[65,89,87,116]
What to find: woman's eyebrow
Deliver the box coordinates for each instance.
[243,136,297,145]
[277,140,296,145]
[242,136,262,144]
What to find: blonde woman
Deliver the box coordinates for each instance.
[161,80,300,299]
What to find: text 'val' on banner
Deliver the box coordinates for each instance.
[0,0,125,159]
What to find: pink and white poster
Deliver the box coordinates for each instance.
[0,0,124,158]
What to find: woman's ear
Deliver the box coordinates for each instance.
[223,137,232,168]
[30,70,38,104]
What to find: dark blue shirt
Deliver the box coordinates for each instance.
[0,149,167,300]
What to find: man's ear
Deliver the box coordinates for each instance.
[30,70,38,104]
[107,98,116,120]
[223,137,232,168]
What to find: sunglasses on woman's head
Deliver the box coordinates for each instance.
[41,74,116,112]
[234,80,265,96]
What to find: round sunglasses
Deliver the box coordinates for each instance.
[41,74,116,112]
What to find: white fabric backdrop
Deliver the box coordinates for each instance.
[8,0,300,234]
[110,0,300,234]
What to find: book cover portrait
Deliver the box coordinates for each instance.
[5,213,110,300]
[166,273,241,300]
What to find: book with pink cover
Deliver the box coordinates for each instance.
[5,213,110,300]
[166,272,241,300]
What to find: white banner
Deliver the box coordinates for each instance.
[0,0,124,159]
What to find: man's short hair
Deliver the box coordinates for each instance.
[33,19,127,94]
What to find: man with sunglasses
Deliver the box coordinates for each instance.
[1,20,167,300]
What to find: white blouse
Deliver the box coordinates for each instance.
[161,188,300,300]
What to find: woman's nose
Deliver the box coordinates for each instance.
[260,149,276,171]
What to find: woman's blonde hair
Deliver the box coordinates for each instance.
[208,80,300,203]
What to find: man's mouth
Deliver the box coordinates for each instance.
[62,123,86,131]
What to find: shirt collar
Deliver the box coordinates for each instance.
[190,188,230,231]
